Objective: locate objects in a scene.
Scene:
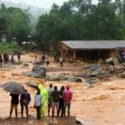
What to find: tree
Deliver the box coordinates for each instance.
[7,7,31,44]
[35,0,125,51]
[0,4,9,32]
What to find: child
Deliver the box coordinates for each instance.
[34,88,42,120]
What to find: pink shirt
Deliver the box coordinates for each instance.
[63,89,72,104]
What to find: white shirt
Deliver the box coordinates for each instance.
[34,94,42,107]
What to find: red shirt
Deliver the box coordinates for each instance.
[63,89,72,104]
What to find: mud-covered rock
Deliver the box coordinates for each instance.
[119,72,125,78]
[67,77,82,82]
[46,73,67,81]
[22,63,29,66]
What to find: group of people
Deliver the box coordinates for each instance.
[9,83,72,120]
[0,52,21,66]
[33,52,64,68]
[33,54,50,67]
[47,84,72,118]
[54,52,64,67]
[9,89,31,119]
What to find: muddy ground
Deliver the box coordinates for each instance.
[0,53,125,125]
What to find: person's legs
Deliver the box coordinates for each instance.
[41,102,46,117]
[56,102,59,117]
[15,104,18,118]
[9,103,14,118]
[61,62,63,67]
[58,102,61,116]
[48,102,50,116]
[25,104,28,119]
[36,107,39,119]
[52,102,55,118]
[61,102,64,117]
[36,106,41,120]
[63,103,66,117]
[67,103,71,118]
[21,103,24,118]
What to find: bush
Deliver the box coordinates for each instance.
[0,42,22,54]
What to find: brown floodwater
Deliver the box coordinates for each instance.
[0,53,125,125]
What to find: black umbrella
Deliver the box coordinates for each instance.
[3,82,26,94]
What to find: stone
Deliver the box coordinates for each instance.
[68,77,82,82]
[46,73,67,81]
[23,63,29,66]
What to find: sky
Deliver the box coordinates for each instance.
[1,0,97,8]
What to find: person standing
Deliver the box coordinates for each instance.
[34,88,42,120]
[41,54,45,64]
[0,53,3,66]
[63,84,72,118]
[9,93,19,118]
[17,51,21,63]
[59,86,65,117]
[51,86,59,117]
[59,57,64,67]
[45,56,50,67]
[20,89,31,119]
[3,52,9,63]
[47,84,53,116]
[38,85,48,117]
[10,53,15,64]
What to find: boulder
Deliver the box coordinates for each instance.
[84,77,99,87]
[119,72,125,78]
[67,77,82,82]
[32,65,46,77]
[22,63,29,66]
[23,72,32,76]
[32,65,46,73]
[84,78,93,88]
[46,73,67,81]
[101,71,112,77]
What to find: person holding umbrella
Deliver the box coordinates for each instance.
[9,93,19,118]
[2,82,26,119]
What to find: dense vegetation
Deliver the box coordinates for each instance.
[35,0,125,51]
[0,4,31,45]
[0,0,125,51]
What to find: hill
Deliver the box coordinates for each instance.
[0,0,49,19]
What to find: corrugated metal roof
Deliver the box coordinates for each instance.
[61,40,125,49]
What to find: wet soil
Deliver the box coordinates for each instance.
[0,53,125,125]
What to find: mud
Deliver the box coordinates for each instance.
[0,53,125,125]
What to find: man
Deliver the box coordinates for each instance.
[59,57,64,67]
[34,88,42,120]
[41,54,45,64]
[38,84,48,117]
[0,53,2,66]
[59,86,65,117]
[9,93,19,118]
[47,84,53,116]
[51,86,59,117]
[4,52,9,63]
[63,84,72,118]
[20,89,31,119]
[17,51,21,63]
